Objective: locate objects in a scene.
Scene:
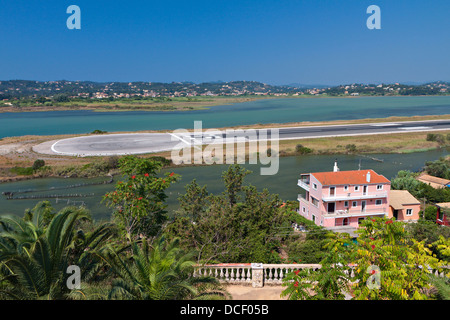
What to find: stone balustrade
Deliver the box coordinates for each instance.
[194,263,448,288]
[194,263,322,288]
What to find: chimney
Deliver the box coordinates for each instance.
[366,171,371,183]
[333,159,339,172]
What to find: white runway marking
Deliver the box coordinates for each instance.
[370,123,399,127]
[399,126,431,130]
[168,133,202,150]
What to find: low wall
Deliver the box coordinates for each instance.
[194,263,448,288]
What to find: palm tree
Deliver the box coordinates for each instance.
[0,201,55,254]
[0,205,117,300]
[98,236,229,300]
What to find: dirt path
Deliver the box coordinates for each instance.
[226,285,287,300]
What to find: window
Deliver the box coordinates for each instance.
[311,197,319,207]
[354,185,360,192]
[312,183,318,190]
[302,207,306,213]
[375,199,382,206]
[352,201,358,207]
[344,201,349,207]
[377,184,383,190]
[344,185,349,191]
[312,215,316,223]
[406,209,413,216]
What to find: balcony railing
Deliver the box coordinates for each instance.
[297,179,310,191]
[323,206,388,217]
[322,192,388,202]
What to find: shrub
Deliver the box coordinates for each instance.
[421,206,438,222]
[32,159,45,171]
[426,133,444,144]
[295,144,313,154]
[91,129,107,134]
[345,144,357,152]
[106,156,120,169]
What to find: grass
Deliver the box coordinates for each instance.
[0,95,274,113]
[276,130,450,156]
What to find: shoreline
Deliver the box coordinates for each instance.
[1,94,449,114]
[1,146,448,185]
[1,139,449,185]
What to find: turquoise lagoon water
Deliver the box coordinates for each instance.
[0,96,449,138]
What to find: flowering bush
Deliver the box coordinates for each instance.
[282,217,446,300]
[103,156,179,240]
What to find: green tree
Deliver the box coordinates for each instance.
[0,205,115,300]
[282,235,350,300]
[165,165,286,263]
[177,179,209,222]
[32,159,45,171]
[221,164,250,206]
[97,237,227,300]
[281,218,446,300]
[103,156,179,241]
[424,158,450,179]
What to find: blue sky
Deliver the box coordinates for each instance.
[0,0,449,85]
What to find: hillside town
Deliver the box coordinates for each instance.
[0,80,448,101]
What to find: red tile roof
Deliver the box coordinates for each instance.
[310,169,390,186]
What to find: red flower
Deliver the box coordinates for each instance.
[385,220,393,224]
[371,245,376,250]
[144,173,149,177]
[369,237,374,240]
[131,175,136,179]
[138,197,143,200]
[371,269,376,275]
[294,281,298,287]
[170,172,174,177]
[163,180,166,183]
[294,270,300,275]
[371,219,376,222]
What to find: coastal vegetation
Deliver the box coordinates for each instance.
[0,94,271,113]
[281,217,449,300]
[0,157,448,300]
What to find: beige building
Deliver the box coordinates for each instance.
[416,174,450,189]
[388,190,421,222]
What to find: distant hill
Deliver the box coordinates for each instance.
[0,80,448,100]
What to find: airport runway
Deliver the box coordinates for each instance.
[34,119,450,156]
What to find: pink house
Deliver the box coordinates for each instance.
[297,162,391,229]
